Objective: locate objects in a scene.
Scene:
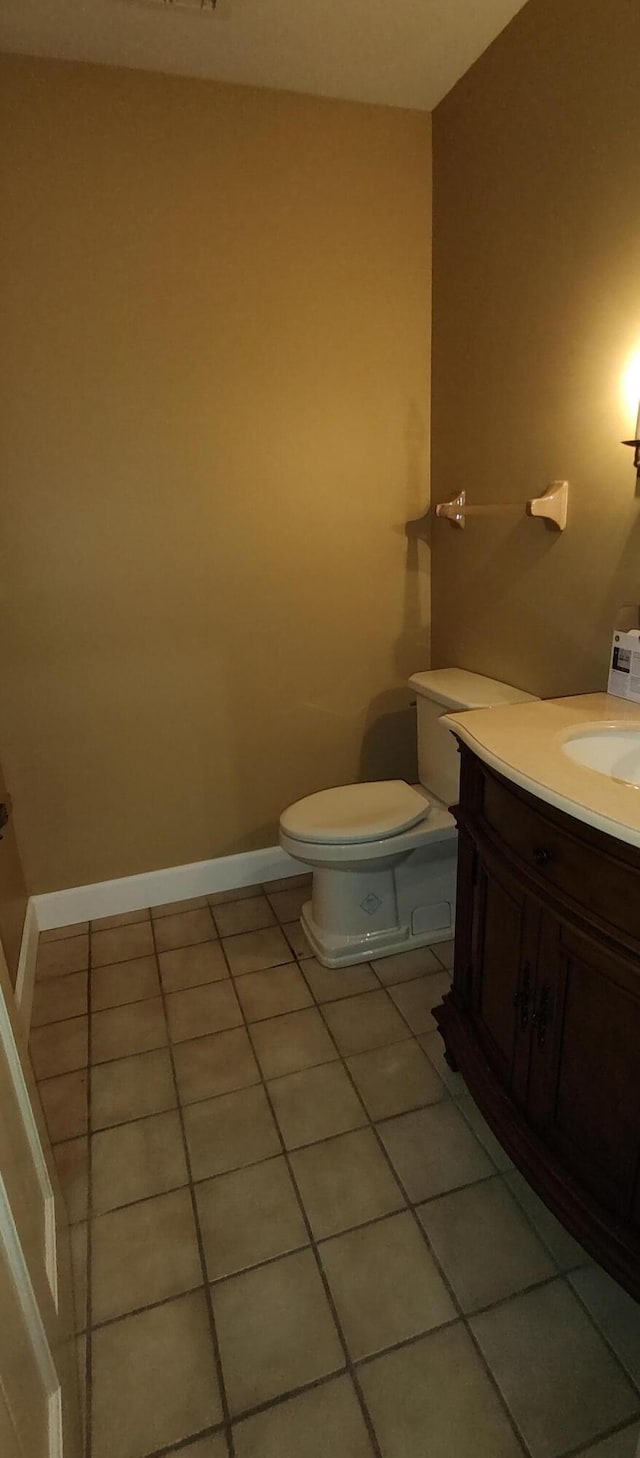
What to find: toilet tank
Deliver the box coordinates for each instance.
[408,668,538,808]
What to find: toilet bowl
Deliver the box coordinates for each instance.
[280,669,537,968]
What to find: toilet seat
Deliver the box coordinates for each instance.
[280,780,430,845]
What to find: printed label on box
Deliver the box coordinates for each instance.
[608,630,640,703]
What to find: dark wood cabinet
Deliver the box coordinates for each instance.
[435,745,640,1300]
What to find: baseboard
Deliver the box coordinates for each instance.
[31,843,305,933]
[14,900,39,1030]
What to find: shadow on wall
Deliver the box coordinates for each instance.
[358,691,418,784]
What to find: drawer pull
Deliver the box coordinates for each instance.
[533,846,552,867]
[532,984,553,1048]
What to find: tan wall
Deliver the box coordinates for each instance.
[431,0,640,698]
[0,55,431,893]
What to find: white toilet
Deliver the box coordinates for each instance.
[279,668,537,968]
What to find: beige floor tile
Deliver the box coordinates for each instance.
[346,1038,445,1120]
[282,920,312,959]
[387,971,452,1034]
[233,1374,374,1458]
[91,1047,176,1130]
[91,1291,221,1458]
[71,1222,87,1333]
[301,956,379,1003]
[223,926,292,977]
[502,1169,589,1271]
[197,1156,308,1280]
[92,1109,188,1214]
[166,980,243,1043]
[569,1265,640,1386]
[250,1008,338,1079]
[154,908,217,953]
[31,1015,88,1079]
[268,1061,367,1149]
[321,1209,455,1359]
[37,934,89,980]
[418,1176,555,1312]
[159,940,228,992]
[322,989,408,1056]
[41,922,89,943]
[91,996,167,1063]
[290,1128,405,1240]
[213,895,276,938]
[266,885,310,922]
[91,909,150,931]
[470,1279,639,1458]
[54,1136,89,1223]
[39,1068,88,1144]
[372,946,442,985]
[209,885,261,905]
[184,1085,280,1182]
[92,1187,201,1323]
[91,955,159,1011]
[174,1027,260,1105]
[31,971,88,1027]
[213,1248,343,1414]
[151,897,208,918]
[359,1321,523,1458]
[91,920,154,967]
[234,963,313,1023]
[378,1101,494,1202]
[178,1439,228,1458]
[419,1029,467,1097]
[457,1091,514,1171]
[573,1425,640,1458]
[433,938,455,970]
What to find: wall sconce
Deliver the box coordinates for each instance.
[623,402,640,477]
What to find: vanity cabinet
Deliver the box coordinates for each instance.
[435,745,640,1299]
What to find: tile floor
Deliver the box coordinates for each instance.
[31,879,640,1458]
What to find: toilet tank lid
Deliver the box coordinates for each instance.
[408,668,538,711]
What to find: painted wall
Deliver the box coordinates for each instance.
[0,55,431,893]
[431,0,640,698]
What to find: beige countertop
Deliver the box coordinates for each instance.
[444,692,640,849]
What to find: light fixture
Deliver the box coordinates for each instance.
[621,349,640,478]
[623,402,640,477]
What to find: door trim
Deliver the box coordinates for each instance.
[0,1175,62,1457]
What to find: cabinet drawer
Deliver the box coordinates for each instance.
[480,771,640,943]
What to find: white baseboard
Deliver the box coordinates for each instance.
[31,844,305,933]
[14,900,39,1030]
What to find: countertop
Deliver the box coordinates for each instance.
[444,692,640,849]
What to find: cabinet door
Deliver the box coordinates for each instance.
[470,847,538,1094]
[533,917,640,1221]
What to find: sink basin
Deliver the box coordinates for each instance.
[562,726,640,788]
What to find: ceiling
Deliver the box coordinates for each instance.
[0,0,529,111]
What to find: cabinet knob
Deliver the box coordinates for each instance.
[533,846,551,867]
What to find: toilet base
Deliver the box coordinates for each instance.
[299,842,457,968]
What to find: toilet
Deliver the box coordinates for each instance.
[279,668,537,968]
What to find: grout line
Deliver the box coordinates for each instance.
[144,1420,228,1458]
[555,1414,640,1458]
[47,903,634,1458]
[560,1273,640,1402]
[212,922,385,1458]
[149,909,237,1458]
[296,956,536,1458]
